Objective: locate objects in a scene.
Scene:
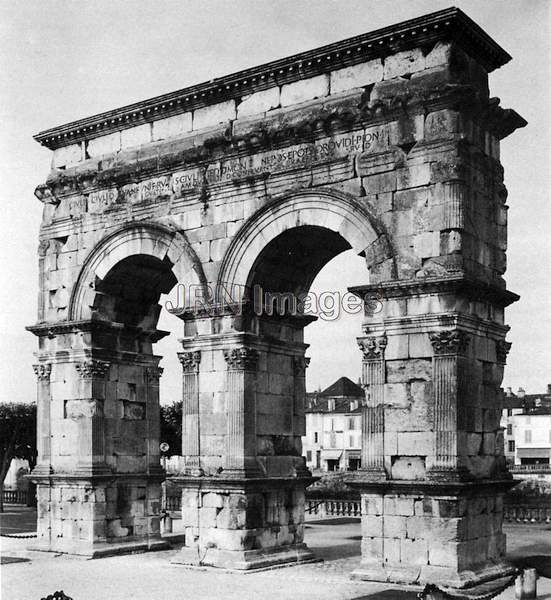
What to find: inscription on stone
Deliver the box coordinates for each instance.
[172,127,388,194]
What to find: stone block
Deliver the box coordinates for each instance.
[330,59,383,94]
[383,515,406,538]
[401,537,428,565]
[237,87,280,117]
[362,515,383,537]
[86,132,121,157]
[202,492,225,508]
[383,49,425,79]
[193,100,236,130]
[52,143,82,169]
[384,335,409,360]
[408,333,433,358]
[391,456,426,480]
[383,537,401,566]
[386,359,432,383]
[397,432,432,455]
[280,74,329,107]
[121,124,151,149]
[429,541,459,567]
[361,536,383,564]
[362,494,383,516]
[425,41,452,69]
[384,383,410,408]
[152,112,193,141]
[413,232,439,259]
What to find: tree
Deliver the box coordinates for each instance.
[160,401,182,458]
[0,402,37,512]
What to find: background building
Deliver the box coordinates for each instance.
[500,385,551,477]
[303,377,363,472]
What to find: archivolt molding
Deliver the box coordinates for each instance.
[69,221,207,321]
[216,188,394,302]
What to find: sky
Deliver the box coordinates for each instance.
[0,0,549,406]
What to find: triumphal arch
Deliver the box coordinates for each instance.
[29,8,526,587]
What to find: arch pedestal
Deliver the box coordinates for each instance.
[28,321,168,556]
[171,313,317,570]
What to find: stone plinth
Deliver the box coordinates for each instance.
[28,321,167,556]
[348,480,515,587]
[171,476,316,570]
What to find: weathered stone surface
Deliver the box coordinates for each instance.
[280,74,329,106]
[330,59,383,94]
[30,9,523,580]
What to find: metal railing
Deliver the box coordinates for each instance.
[2,489,28,504]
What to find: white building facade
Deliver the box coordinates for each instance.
[302,377,363,472]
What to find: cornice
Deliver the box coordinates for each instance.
[349,275,520,308]
[34,8,511,150]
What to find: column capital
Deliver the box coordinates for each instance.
[293,356,310,376]
[429,330,470,356]
[146,365,164,381]
[224,347,259,371]
[495,340,511,364]
[33,362,52,381]
[358,335,387,360]
[178,350,201,373]
[75,359,110,379]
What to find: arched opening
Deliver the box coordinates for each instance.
[93,254,177,328]
[244,223,369,476]
[247,225,351,298]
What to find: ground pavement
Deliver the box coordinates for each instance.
[1,508,550,600]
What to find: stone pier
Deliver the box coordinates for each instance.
[29,7,524,580]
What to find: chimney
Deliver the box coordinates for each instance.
[505,387,512,396]
[517,387,525,398]
[547,384,551,394]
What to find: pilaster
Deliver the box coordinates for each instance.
[32,362,53,477]
[428,330,470,480]
[223,346,261,477]
[178,350,202,475]
[358,335,387,479]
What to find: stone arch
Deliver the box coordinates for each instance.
[216,188,395,302]
[69,221,207,322]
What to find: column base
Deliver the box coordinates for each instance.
[351,561,517,589]
[29,537,169,558]
[172,542,318,571]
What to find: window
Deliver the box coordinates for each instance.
[524,430,532,443]
[348,417,356,430]
[507,424,513,436]
[330,432,336,448]
[508,440,515,453]
[306,450,312,462]
[349,435,354,447]
[314,432,318,443]
[331,418,335,431]
[507,409,512,417]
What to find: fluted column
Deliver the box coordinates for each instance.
[145,365,164,474]
[358,335,387,478]
[32,362,52,476]
[223,347,259,477]
[429,330,470,477]
[73,359,110,475]
[178,351,202,475]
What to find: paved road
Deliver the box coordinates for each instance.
[0,505,37,534]
[1,513,550,600]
